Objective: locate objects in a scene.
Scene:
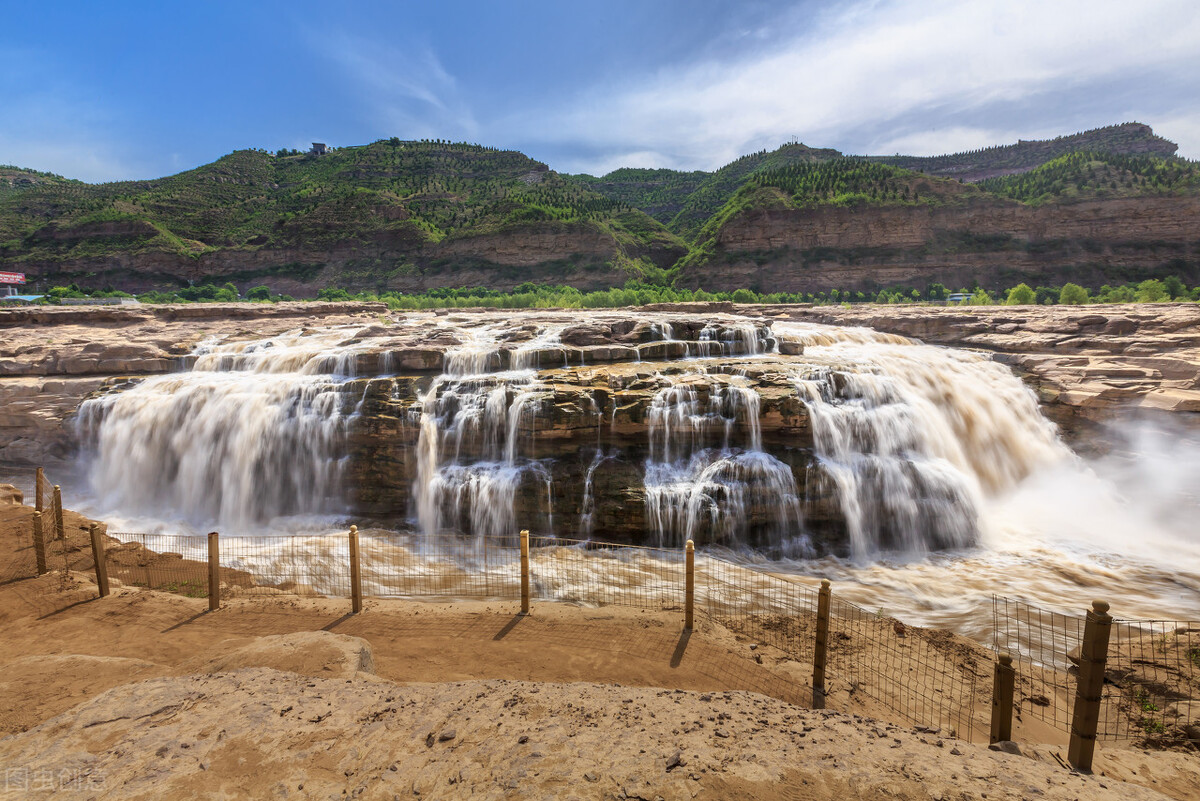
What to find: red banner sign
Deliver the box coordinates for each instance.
[0,272,26,284]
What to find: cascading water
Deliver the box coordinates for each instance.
[413,366,548,543]
[775,322,1069,560]
[46,308,1200,632]
[75,330,369,532]
[642,373,805,553]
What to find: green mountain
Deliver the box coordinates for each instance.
[0,140,687,293]
[567,168,708,227]
[1,123,1196,296]
[681,149,1200,294]
[570,142,842,238]
[977,151,1200,203]
[866,122,1177,182]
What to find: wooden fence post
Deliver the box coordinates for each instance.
[52,485,64,540]
[207,532,220,612]
[520,529,530,615]
[35,467,45,513]
[31,511,47,575]
[812,579,831,709]
[1068,600,1113,772]
[88,523,110,598]
[349,525,362,614]
[684,539,695,631]
[990,652,1016,743]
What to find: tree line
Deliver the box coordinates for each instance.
[16,276,1198,309]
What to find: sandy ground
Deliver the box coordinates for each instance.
[1,498,1197,799]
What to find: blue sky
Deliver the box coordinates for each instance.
[3,0,1198,182]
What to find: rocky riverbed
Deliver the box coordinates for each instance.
[771,302,1200,451]
[3,301,1198,551]
[6,301,1198,461]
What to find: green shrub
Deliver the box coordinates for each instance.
[1004,283,1036,305]
[1135,279,1169,303]
[1058,283,1090,304]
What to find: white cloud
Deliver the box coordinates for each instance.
[514,0,1200,173]
[309,30,478,141]
[1154,113,1200,161]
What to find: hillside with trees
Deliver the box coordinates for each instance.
[569,142,842,238]
[866,122,1178,181]
[1,124,1196,297]
[0,140,686,294]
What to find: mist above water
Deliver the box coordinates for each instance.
[795,419,1200,637]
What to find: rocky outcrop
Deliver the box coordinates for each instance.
[764,302,1200,450]
[13,220,686,297]
[0,302,391,464]
[690,197,1200,292]
[344,352,834,550]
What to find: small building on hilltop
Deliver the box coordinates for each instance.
[311,143,329,155]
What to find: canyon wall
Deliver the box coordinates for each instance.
[13,220,684,296]
[689,197,1200,292]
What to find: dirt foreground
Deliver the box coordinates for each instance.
[1,499,1197,800]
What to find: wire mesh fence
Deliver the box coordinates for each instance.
[103,532,211,598]
[24,520,983,735]
[529,535,684,610]
[1,522,87,586]
[31,470,1200,751]
[698,554,818,665]
[992,596,1200,746]
[1105,619,1200,746]
[101,532,355,600]
[991,596,1083,734]
[220,533,351,599]
[1,468,90,587]
[360,530,509,600]
[829,594,982,739]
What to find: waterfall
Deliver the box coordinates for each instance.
[413,366,547,542]
[76,329,368,532]
[775,322,1069,559]
[642,373,804,553]
[69,310,1069,565]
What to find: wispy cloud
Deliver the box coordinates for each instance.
[308,29,478,141]
[517,0,1200,173]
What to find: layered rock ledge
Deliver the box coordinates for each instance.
[765,302,1200,449]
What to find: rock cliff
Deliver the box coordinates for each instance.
[689,196,1200,293]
